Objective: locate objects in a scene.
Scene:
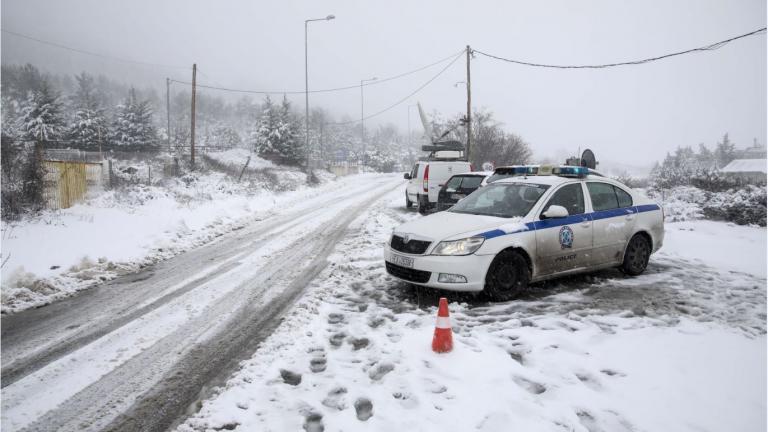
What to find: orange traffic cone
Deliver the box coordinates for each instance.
[432,297,453,353]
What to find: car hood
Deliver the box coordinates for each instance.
[394,211,528,242]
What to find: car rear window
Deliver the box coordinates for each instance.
[445,176,463,190]
[459,176,483,189]
[587,182,634,211]
[587,182,619,211]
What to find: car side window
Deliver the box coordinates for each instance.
[410,164,418,179]
[445,176,462,191]
[614,186,633,208]
[587,182,619,211]
[542,183,584,216]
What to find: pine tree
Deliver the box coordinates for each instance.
[251,96,303,165]
[714,133,736,168]
[110,88,157,148]
[68,72,107,149]
[251,96,280,158]
[276,95,303,165]
[17,80,66,142]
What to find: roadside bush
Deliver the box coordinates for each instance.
[647,186,706,222]
[648,185,767,226]
[702,186,767,226]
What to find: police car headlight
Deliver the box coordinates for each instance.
[431,236,485,256]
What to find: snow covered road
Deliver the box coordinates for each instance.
[1,174,404,432]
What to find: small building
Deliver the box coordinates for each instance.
[720,159,767,184]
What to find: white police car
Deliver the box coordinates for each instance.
[384,165,665,300]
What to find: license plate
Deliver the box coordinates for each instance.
[389,253,414,268]
[451,194,466,200]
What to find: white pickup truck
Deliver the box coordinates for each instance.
[404,159,472,214]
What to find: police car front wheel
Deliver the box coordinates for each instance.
[621,234,651,276]
[483,250,530,301]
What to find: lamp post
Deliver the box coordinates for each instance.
[407,104,417,148]
[360,77,377,166]
[304,14,335,171]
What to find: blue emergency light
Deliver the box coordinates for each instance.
[552,166,589,178]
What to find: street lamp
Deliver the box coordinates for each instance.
[360,76,377,165]
[407,104,417,148]
[305,14,335,171]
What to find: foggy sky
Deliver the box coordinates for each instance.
[2,0,766,169]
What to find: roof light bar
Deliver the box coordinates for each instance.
[552,166,589,178]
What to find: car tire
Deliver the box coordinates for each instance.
[417,195,429,215]
[483,249,530,301]
[621,234,651,276]
[406,194,413,208]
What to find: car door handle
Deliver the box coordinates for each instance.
[580,221,591,228]
[625,214,635,221]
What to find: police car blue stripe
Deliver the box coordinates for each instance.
[476,204,660,239]
[635,204,661,212]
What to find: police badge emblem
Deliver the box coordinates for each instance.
[559,226,574,249]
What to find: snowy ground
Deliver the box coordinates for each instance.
[0,167,339,313]
[178,187,766,432]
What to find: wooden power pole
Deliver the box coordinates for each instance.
[166,78,171,153]
[466,45,472,164]
[190,64,197,168]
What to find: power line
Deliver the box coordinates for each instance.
[169,49,464,95]
[474,27,766,69]
[327,50,465,126]
[1,28,190,70]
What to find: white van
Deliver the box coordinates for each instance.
[404,160,472,214]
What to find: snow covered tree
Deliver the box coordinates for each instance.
[251,96,279,157]
[110,88,157,148]
[212,125,242,149]
[67,72,107,149]
[276,96,303,165]
[17,80,66,142]
[714,133,736,169]
[1,95,21,141]
[251,95,303,166]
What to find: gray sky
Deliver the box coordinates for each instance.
[2,0,766,169]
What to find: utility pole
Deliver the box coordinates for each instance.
[166,78,171,153]
[190,64,197,168]
[466,45,472,164]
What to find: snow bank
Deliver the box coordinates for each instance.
[204,148,275,170]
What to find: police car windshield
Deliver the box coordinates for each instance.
[449,183,549,218]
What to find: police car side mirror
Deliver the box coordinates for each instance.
[542,205,569,219]
[403,173,411,180]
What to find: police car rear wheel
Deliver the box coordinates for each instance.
[621,234,651,276]
[484,250,530,301]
